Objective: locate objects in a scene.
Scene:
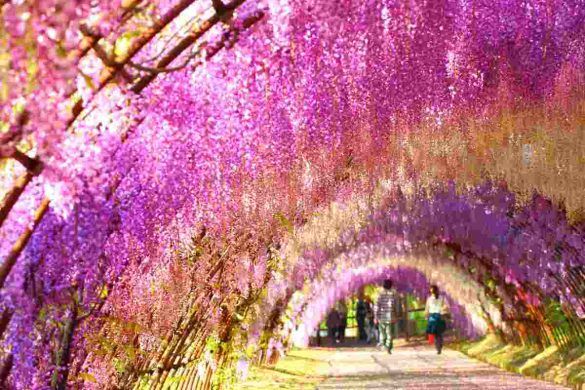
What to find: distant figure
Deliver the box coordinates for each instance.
[375,279,399,354]
[425,285,449,354]
[336,301,348,343]
[364,296,377,344]
[326,308,341,344]
[356,294,368,341]
[315,325,322,346]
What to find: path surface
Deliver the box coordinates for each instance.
[316,342,568,389]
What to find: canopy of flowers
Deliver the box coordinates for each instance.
[0,0,583,388]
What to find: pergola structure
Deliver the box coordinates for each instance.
[0,0,584,389]
[2,1,264,387]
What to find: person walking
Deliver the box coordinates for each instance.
[336,301,348,343]
[364,296,377,344]
[356,294,368,341]
[374,279,399,354]
[425,285,449,354]
[326,308,341,344]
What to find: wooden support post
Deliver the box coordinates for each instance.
[0,150,43,230]
[0,173,34,230]
[404,296,410,341]
[0,310,13,338]
[10,150,41,172]
[0,198,50,289]
[0,354,13,384]
[0,1,144,229]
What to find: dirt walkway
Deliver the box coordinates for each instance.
[317,342,568,389]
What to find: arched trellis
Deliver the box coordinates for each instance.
[134,185,580,390]
[285,256,499,348]
[251,252,498,367]
[0,0,584,389]
[0,0,264,290]
[287,265,482,349]
[244,186,585,377]
[288,189,584,345]
[0,1,265,385]
[2,181,584,388]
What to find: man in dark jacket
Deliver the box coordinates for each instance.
[326,308,341,344]
[374,279,398,354]
[356,294,368,341]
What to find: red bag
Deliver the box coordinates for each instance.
[428,334,435,344]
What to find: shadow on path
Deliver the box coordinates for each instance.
[315,338,569,389]
[239,338,570,389]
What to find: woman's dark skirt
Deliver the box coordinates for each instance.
[426,313,446,335]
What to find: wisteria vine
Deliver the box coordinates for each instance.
[0,0,584,388]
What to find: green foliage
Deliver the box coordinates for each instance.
[164,373,189,387]
[274,213,294,234]
[99,284,109,300]
[451,335,584,388]
[544,299,571,330]
[519,346,562,377]
[113,357,127,375]
[237,350,330,389]
[566,352,585,387]
[213,365,239,388]
[484,278,497,292]
[77,372,97,383]
[364,284,381,300]
[206,334,221,353]
[114,30,142,60]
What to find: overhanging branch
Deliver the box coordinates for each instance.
[127,9,264,76]
[131,0,248,94]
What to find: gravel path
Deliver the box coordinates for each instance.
[316,343,568,389]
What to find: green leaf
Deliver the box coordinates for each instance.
[55,41,68,58]
[113,358,126,375]
[485,278,496,291]
[274,212,293,234]
[114,31,142,60]
[99,284,109,300]
[80,71,95,91]
[123,344,136,360]
[78,372,97,383]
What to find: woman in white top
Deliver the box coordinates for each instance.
[425,285,449,354]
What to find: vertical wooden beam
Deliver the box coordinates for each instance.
[404,296,410,341]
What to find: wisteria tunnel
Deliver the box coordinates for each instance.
[0,0,584,389]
